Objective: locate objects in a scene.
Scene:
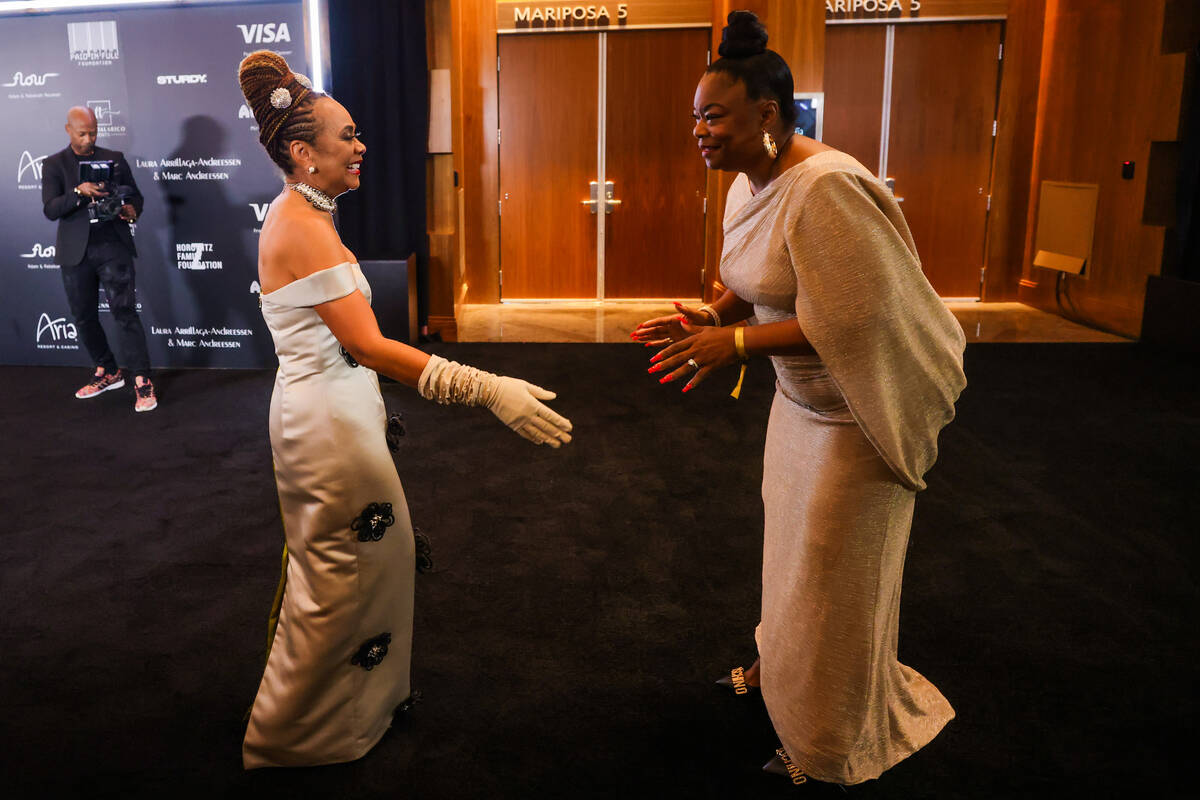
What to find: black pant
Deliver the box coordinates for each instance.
[61,237,151,379]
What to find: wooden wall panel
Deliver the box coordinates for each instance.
[497,34,599,298]
[1018,0,1186,336]
[769,0,823,92]
[452,0,500,303]
[984,0,1044,300]
[606,29,711,298]
[427,0,458,336]
[889,21,1003,297]
[822,25,886,175]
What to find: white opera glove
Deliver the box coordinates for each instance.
[417,355,573,447]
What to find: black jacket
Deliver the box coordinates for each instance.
[41,145,144,268]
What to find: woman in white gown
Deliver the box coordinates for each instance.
[237,51,573,769]
[634,13,965,787]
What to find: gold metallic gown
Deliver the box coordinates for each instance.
[720,153,965,784]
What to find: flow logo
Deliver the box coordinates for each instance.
[17,151,47,186]
[157,74,208,85]
[3,71,59,88]
[238,22,291,43]
[22,243,55,258]
[36,313,78,347]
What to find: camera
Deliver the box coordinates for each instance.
[87,184,134,223]
[79,159,133,223]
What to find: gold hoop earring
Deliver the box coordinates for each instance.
[762,131,778,159]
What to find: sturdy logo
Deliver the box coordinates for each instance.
[3,71,59,88]
[250,203,269,222]
[157,74,208,85]
[22,243,56,259]
[238,22,291,43]
[68,21,120,64]
[36,313,77,345]
[18,151,47,185]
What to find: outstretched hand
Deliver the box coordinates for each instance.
[647,325,740,393]
[631,302,711,347]
[484,376,573,448]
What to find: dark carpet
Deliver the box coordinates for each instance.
[0,343,1195,799]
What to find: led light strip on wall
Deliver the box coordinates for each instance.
[877,24,895,181]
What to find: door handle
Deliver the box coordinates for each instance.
[604,180,621,214]
[582,180,599,214]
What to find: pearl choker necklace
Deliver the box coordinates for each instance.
[287,181,337,214]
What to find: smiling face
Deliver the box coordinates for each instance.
[288,96,365,196]
[692,71,779,173]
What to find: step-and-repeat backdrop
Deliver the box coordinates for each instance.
[1,1,308,368]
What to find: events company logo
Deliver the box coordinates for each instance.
[36,312,78,349]
[238,22,291,43]
[87,99,127,138]
[157,74,208,85]
[17,150,47,189]
[3,71,59,88]
[176,242,223,271]
[68,20,120,66]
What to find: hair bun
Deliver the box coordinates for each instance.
[718,10,768,59]
[238,49,290,107]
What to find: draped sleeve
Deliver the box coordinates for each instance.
[783,167,967,491]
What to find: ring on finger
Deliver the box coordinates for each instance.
[687,358,700,370]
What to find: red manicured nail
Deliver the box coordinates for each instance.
[659,375,673,384]
[682,384,692,393]
[650,353,662,363]
[647,365,659,374]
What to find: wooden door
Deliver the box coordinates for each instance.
[888,22,1003,298]
[604,29,710,298]
[498,34,598,299]
[823,25,886,174]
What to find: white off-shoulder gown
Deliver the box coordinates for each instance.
[243,262,415,769]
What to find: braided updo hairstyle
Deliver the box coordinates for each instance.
[707,11,797,128]
[238,50,324,172]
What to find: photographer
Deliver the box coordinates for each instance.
[42,106,156,412]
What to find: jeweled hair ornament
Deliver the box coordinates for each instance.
[269,87,292,109]
[261,74,312,147]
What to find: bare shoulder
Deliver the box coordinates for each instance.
[259,193,351,286]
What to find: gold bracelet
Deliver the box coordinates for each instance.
[734,326,749,361]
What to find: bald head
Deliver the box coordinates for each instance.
[66,106,98,156]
